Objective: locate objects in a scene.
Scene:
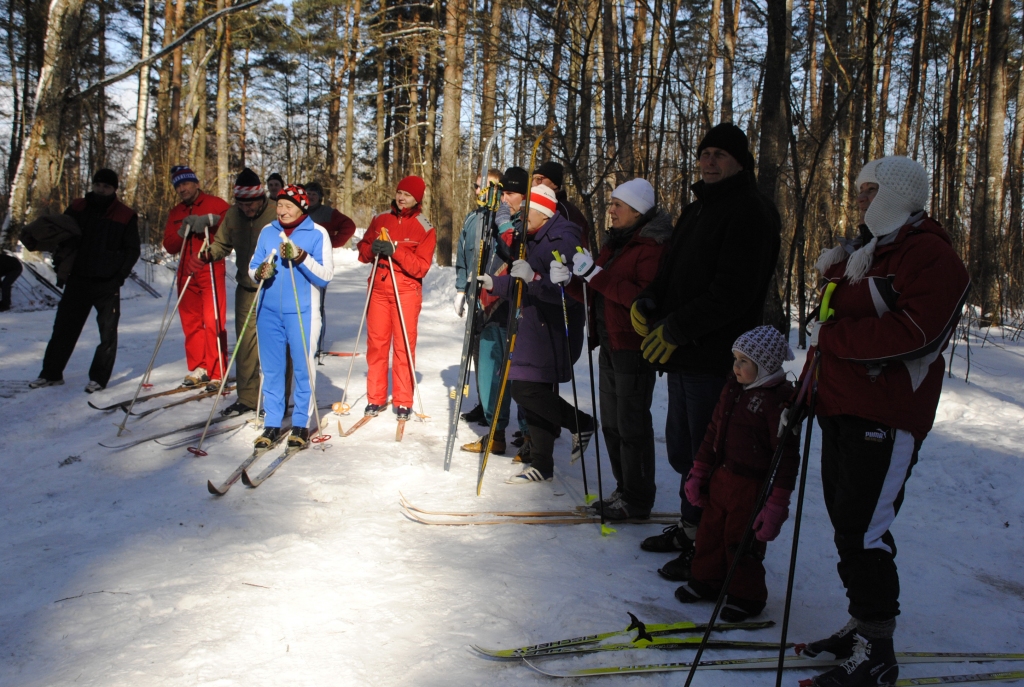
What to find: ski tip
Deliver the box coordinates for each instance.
[207,480,225,496]
[241,471,254,487]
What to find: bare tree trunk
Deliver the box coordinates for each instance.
[702,0,721,128]
[720,0,741,122]
[95,0,107,168]
[895,0,928,155]
[545,10,565,151]
[239,46,248,167]
[1006,61,1024,308]
[971,0,1009,323]
[342,0,361,214]
[169,0,186,165]
[215,0,231,200]
[478,0,502,151]
[422,29,439,214]
[875,0,897,156]
[436,0,467,265]
[2,0,88,242]
[123,0,153,207]
[374,37,386,190]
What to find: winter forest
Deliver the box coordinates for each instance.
[1,0,1023,330]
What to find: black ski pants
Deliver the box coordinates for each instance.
[511,380,594,477]
[598,332,657,511]
[818,414,921,622]
[40,277,121,387]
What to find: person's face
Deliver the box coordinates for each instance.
[176,180,200,204]
[502,191,524,212]
[395,189,417,210]
[92,182,116,197]
[532,174,558,192]
[267,179,283,197]
[527,208,549,233]
[307,190,322,209]
[608,198,642,229]
[732,351,758,385]
[277,199,303,224]
[857,182,879,220]
[238,197,265,219]
[699,147,743,184]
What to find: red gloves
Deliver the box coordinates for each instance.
[684,462,712,509]
[753,487,792,542]
[185,253,207,276]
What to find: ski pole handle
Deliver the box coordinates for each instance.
[552,250,565,264]
[820,282,837,322]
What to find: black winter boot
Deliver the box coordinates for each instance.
[797,619,859,661]
[254,427,280,451]
[800,634,898,687]
[288,427,310,449]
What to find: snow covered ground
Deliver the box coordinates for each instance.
[1,250,1023,686]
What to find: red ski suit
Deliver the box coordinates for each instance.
[162,191,231,380]
[357,203,436,407]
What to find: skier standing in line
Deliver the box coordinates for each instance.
[550,177,671,519]
[532,161,592,249]
[266,173,285,199]
[356,176,436,422]
[673,325,798,621]
[248,185,334,450]
[630,123,781,581]
[29,169,140,392]
[454,167,509,452]
[161,165,231,389]
[203,168,279,416]
[478,184,592,484]
[798,156,969,687]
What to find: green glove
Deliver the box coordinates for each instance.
[255,261,276,282]
[631,299,654,337]
[642,325,678,364]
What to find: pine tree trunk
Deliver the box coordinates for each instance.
[436,0,468,265]
[95,0,107,168]
[478,0,502,152]
[169,0,186,165]
[720,0,741,123]
[343,0,361,214]
[702,0,721,128]
[215,0,231,201]
[895,0,929,156]
[123,0,153,207]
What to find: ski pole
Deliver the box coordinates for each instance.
[682,283,836,687]
[381,227,427,420]
[280,231,330,447]
[578,272,611,535]
[117,237,209,435]
[774,369,818,687]
[188,249,276,456]
[146,246,186,388]
[204,226,226,384]
[333,251,380,415]
[552,251,591,500]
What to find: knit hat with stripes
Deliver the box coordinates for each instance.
[278,184,309,213]
[528,184,558,219]
[233,168,264,200]
[171,165,198,187]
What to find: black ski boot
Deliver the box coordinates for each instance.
[799,634,897,687]
[461,404,484,423]
[395,406,412,420]
[288,427,310,449]
[364,403,384,417]
[254,427,280,450]
[221,401,254,417]
[643,522,693,553]
[797,619,859,661]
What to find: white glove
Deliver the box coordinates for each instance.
[510,259,536,283]
[454,292,467,317]
[477,274,493,291]
[809,320,825,348]
[549,259,571,285]
[777,407,801,438]
[572,249,602,282]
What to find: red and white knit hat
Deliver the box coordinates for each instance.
[278,184,309,213]
[233,168,264,200]
[528,184,558,219]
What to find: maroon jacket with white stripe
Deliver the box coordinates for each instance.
[805,214,970,440]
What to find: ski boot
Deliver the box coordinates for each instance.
[461,432,505,455]
[183,368,209,387]
[796,619,859,661]
[570,426,595,463]
[364,403,384,417]
[287,427,310,450]
[460,404,484,423]
[505,466,552,484]
[799,633,897,687]
[84,381,104,393]
[642,522,692,553]
[221,401,253,418]
[254,427,280,451]
[395,406,412,421]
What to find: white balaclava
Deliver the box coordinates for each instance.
[815,156,930,283]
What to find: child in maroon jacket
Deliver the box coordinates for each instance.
[674,325,800,621]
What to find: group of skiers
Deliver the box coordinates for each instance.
[454,123,970,687]
[10,115,974,687]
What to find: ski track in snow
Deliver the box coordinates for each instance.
[1,249,1023,686]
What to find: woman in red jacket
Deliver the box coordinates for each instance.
[550,178,671,519]
[356,176,436,420]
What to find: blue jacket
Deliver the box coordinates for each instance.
[249,216,334,313]
[489,213,584,383]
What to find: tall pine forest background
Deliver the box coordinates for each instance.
[1,0,1023,339]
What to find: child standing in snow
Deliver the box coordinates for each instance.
[673,325,799,621]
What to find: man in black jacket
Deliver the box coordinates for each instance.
[631,124,781,581]
[30,169,141,392]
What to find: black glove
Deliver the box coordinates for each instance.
[372,239,395,257]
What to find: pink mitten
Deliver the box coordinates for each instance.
[753,488,793,542]
[684,462,712,509]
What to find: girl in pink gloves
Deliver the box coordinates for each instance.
[673,325,799,621]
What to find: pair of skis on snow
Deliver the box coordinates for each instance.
[88,378,236,416]
[399,494,675,526]
[478,612,1024,683]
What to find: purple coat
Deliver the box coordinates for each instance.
[489,213,585,383]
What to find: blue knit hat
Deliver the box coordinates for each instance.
[171,165,199,187]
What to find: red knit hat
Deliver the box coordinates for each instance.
[396,175,425,203]
[528,185,558,218]
[278,184,309,213]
